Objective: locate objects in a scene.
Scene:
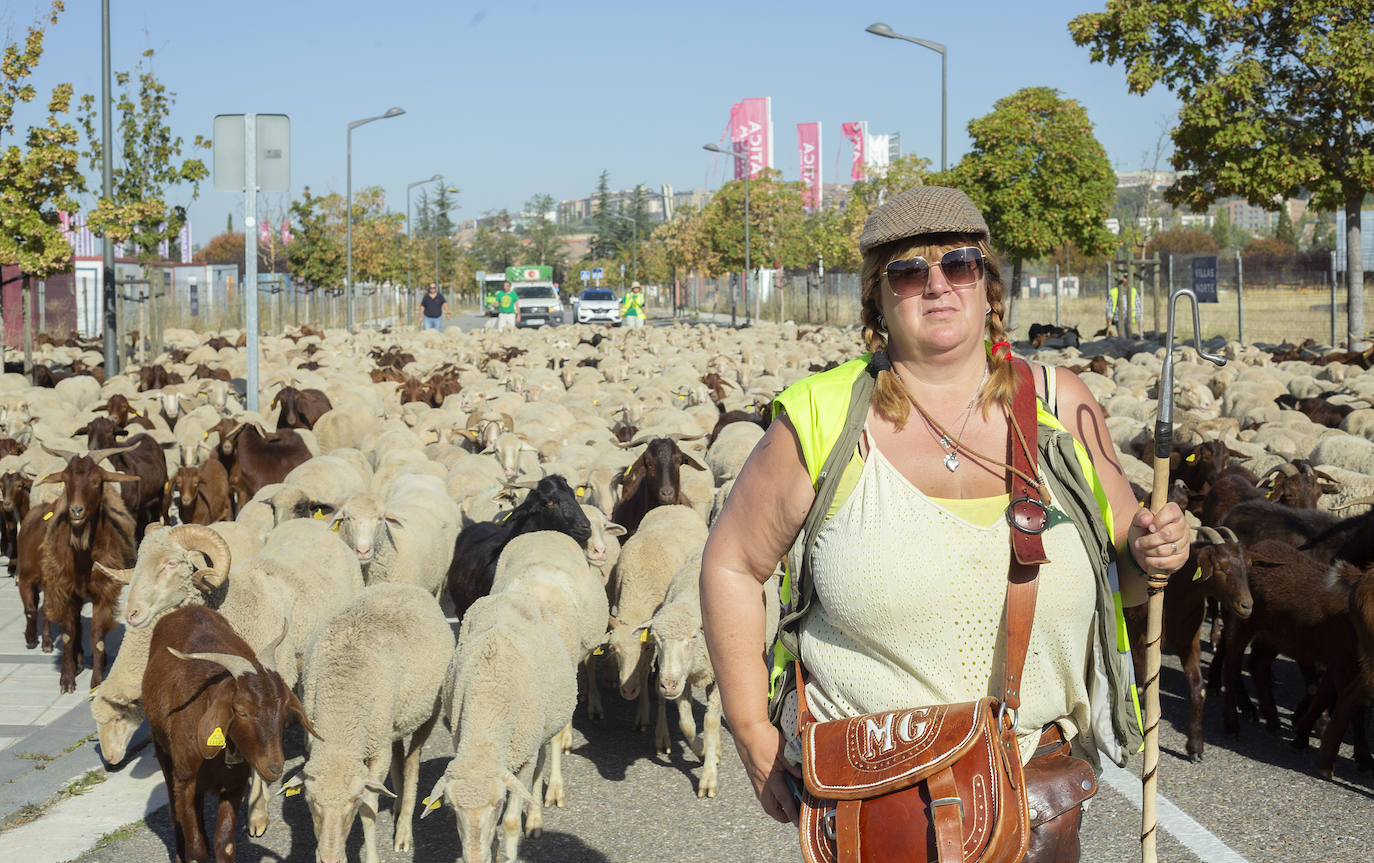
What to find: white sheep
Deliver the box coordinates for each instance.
[704,420,764,484]
[284,583,453,863]
[605,504,709,732]
[423,592,577,863]
[331,474,459,595]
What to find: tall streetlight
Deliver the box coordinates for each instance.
[866,22,947,172]
[406,173,441,325]
[346,106,404,331]
[702,143,749,327]
[609,213,638,289]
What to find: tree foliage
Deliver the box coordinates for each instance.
[0,1,84,280]
[76,49,208,264]
[952,86,1116,327]
[467,210,524,272]
[286,186,343,290]
[1069,0,1374,345]
[1145,227,1219,259]
[519,193,565,268]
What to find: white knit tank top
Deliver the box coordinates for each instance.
[785,430,1096,764]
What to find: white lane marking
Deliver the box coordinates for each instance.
[1100,761,1252,863]
[0,748,167,863]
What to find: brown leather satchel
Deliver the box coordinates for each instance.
[794,358,1096,863]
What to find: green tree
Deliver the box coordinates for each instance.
[1211,208,1233,251]
[0,0,84,363]
[77,50,208,263]
[287,186,344,290]
[1275,207,1297,248]
[467,210,523,272]
[1071,2,1374,347]
[698,169,808,278]
[588,170,619,259]
[519,193,565,268]
[952,87,1116,331]
[1146,227,1220,259]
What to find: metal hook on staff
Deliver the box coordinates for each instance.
[1141,286,1225,863]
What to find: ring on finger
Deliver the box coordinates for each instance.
[1170,541,1177,554]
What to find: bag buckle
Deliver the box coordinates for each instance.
[931,796,964,821]
[997,701,1021,732]
[1006,496,1049,535]
[822,808,837,842]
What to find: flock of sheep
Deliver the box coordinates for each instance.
[5,317,1374,862]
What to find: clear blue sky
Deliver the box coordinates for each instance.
[12,0,1180,242]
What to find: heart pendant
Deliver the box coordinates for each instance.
[943,452,960,472]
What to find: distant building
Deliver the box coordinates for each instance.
[1223,199,1277,235]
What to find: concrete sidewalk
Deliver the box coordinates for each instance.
[0,568,136,832]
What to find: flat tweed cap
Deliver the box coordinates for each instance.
[859,186,989,255]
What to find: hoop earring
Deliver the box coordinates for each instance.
[877,313,886,333]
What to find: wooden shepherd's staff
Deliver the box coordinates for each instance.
[1143,287,1225,863]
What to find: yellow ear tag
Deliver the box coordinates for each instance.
[283,786,301,797]
[1191,567,1203,582]
[623,465,633,477]
[592,646,604,656]
[592,400,599,405]
[164,480,170,491]
[131,410,141,417]
[313,508,325,519]
[639,629,649,643]
[207,727,226,748]
[202,431,209,439]
[331,521,340,533]
[575,487,585,498]
[424,796,442,812]
[43,511,54,521]
[1185,453,1197,463]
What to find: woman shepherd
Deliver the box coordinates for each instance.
[700,186,1188,858]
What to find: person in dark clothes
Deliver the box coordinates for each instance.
[420,282,449,330]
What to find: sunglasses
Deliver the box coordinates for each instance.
[885,247,986,297]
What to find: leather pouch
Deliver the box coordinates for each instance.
[1022,729,1097,863]
[798,696,1029,863]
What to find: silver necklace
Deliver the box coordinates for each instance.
[895,365,989,472]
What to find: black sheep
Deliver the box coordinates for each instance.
[444,474,591,622]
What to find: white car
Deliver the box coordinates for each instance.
[574,288,621,325]
[514,283,563,327]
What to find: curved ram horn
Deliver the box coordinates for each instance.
[1331,495,1374,511]
[169,524,232,592]
[167,646,257,678]
[1196,526,1221,545]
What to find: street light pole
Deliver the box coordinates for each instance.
[345,106,404,332]
[407,173,442,326]
[101,0,117,373]
[702,144,750,328]
[866,22,947,172]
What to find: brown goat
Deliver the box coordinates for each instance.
[81,421,171,539]
[221,424,311,507]
[269,386,332,430]
[174,460,233,525]
[610,434,705,536]
[1221,539,1373,777]
[0,470,30,570]
[1124,526,1253,761]
[24,450,139,691]
[144,605,318,863]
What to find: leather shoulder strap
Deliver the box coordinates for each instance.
[1003,357,1046,711]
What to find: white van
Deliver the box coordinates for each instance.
[514,282,563,327]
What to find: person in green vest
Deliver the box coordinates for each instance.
[620,283,646,328]
[699,186,1187,840]
[495,281,519,330]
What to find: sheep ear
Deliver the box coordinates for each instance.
[604,520,627,537]
[363,778,397,799]
[502,771,535,805]
[419,778,447,819]
[93,561,133,584]
[680,452,707,472]
[278,774,304,796]
[384,514,404,529]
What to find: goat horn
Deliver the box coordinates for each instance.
[169,525,232,592]
[1331,495,1374,511]
[1196,526,1221,545]
[40,443,77,461]
[1217,526,1239,544]
[88,443,138,465]
[167,646,257,679]
[666,432,705,442]
[257,612,289,672]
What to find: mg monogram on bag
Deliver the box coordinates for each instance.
[860,707,932,759]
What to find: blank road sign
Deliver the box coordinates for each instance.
[213,114,291,193]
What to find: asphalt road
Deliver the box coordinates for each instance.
[42,647,1374,863]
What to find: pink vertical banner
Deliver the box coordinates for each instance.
[179,222,193,263]
[797,122,822,211]
[280,221,292,245]
[842,122,867,181]
[731,97,772,179]
[259,217,271,246]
